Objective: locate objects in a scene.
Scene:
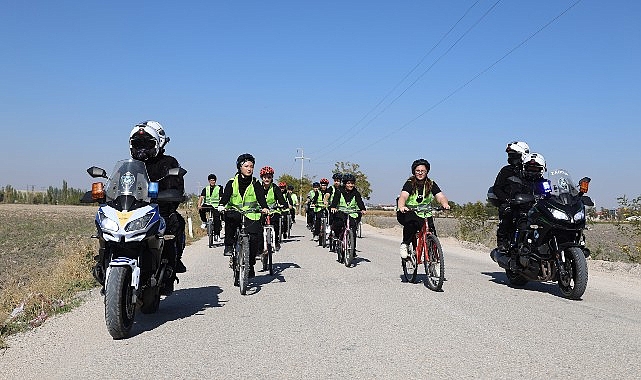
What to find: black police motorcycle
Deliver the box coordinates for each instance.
[490,169,593,300]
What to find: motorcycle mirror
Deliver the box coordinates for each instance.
[87,166,108,178]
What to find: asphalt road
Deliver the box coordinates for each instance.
[1,222,640,379]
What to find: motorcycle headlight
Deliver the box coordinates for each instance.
[125,211,155,232]
[548,207,570,222]
[573,210,585,223]
[98,211,119,232]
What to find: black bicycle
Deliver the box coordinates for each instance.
[201,205,219,248]
[230,209,255,295]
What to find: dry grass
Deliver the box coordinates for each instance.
[0,203,202,348]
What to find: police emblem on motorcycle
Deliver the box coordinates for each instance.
[558,177,569,192]
[120,172,136,194]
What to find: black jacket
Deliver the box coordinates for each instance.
[145,153,184,215]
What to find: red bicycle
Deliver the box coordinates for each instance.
[401,213,445,291]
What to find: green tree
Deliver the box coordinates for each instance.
[616,194,641,263]
[276,173,313,211]
[333,161,372,199]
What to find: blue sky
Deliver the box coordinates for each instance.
[1,1,639,209]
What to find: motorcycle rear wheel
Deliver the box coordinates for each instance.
[505,268,528,286]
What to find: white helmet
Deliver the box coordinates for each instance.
[523,152,546,179]
[506,141,530,165]
[129,123,162,161]
[135,120,169,148]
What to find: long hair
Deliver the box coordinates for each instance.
[406,175,433,196]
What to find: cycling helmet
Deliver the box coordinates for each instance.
[411,158,430,174]
[260,166,274,177]
[506,141,530,166]
[236,153,255,169]
[320,178,329,185]
[523,153,546,179]
[207,174,217,181]
[312,182,320,188]
[287,185,294,190]
[342,173,356,183]
[278,181,287,187]
[129,126,161,161]
[135,120,168,149]
[332,172,343,181]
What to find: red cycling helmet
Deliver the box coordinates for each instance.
[260,166,274,177]
[278,181,287,187]
[320,178,329,185]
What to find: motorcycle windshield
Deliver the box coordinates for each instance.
[547,169,579,205]
[104,159,151,203]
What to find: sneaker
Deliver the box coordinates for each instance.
[200,223,206,229]
[224,246,233,256]
[312,235,319,241]
[214,235,220,242]
[175,259,187,273]
[399,243,409,259]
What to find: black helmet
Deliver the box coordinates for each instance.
[411,158,430,174]
[207,174,217,181]
[332,172,343,180]
[312,181,320,188]
[342,173,356,183]
[236,153,255,169]
[287,185,294,190]
[129,130,159,161]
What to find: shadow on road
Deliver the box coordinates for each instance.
[245,262,302,295]
[482,271,570,299]
[130,285,224,337]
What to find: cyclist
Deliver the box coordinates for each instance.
[278,181,293,239]
[306,182,319,230]
[312,178,331,241]
[397,158,450,259]
[325,172,343,227]
[286,184,298,223]
[261,168,287,251]
[197,174,223,241]
[127,120,186,295]
[219,153,269,279]
[491,141,530,257]
[330,173,366,253]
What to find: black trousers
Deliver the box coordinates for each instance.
[396,211,436,245]
[224,210,264,266]
[199,208,222,235]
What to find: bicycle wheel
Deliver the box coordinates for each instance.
[344,229,355,267]
[424,235,445,291]
[319,219,326,247]
[239,235,250,295]
[266,228,274,275]
[402,247,418,283]
[207,220,214,248]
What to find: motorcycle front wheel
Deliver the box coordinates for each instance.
[104,266,136,339]
[558,247,588,300]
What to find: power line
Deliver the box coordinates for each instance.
[312,0,490,157]
[349,0,584,157]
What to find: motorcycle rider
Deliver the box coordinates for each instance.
[397,159,451,259]
[219,153,269,279]
[491,141,530,259]
[197,174,223,240]
[128,120,186,295]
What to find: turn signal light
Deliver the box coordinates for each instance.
[92,182,105,200]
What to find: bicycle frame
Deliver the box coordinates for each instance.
[412,218,432,265]
[262,213,275,275]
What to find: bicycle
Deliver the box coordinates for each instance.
[281,209,292,241]
[334,210,361,267]
[318,208,331,248]
[401,207,445,291]
[201,205,220,248]
[261,212,275,275]
[229,209,256,295]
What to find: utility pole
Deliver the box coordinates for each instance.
[295,148,310,215]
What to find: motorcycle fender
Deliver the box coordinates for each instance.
[105,258,140,290]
